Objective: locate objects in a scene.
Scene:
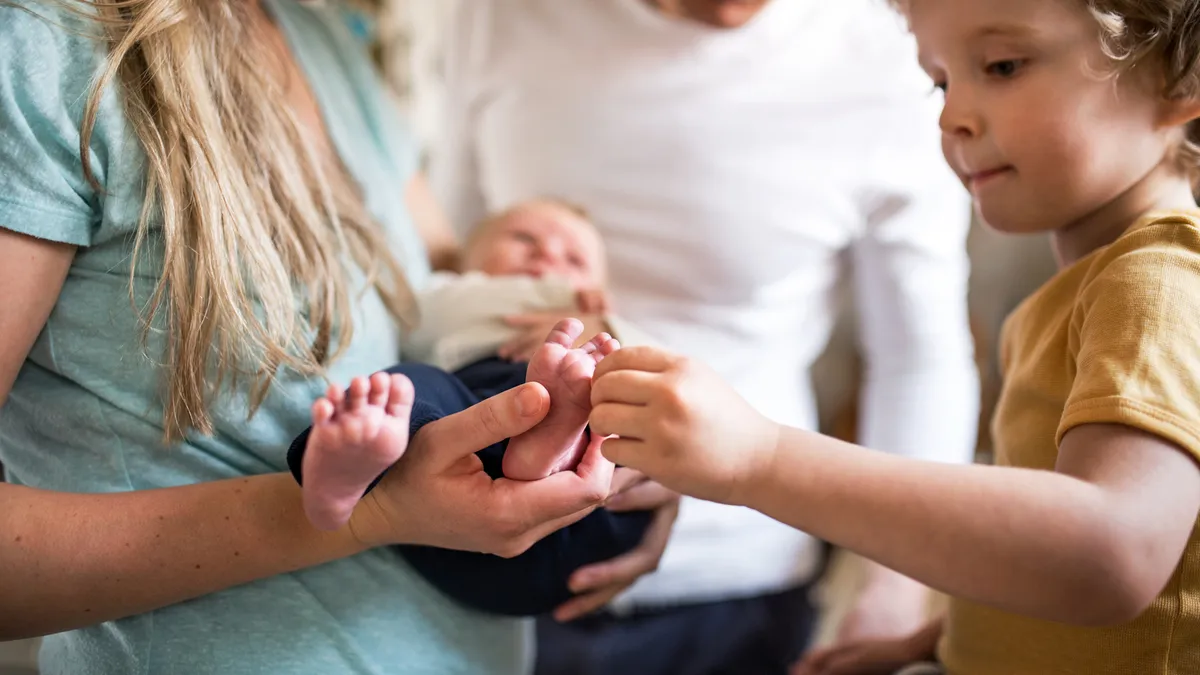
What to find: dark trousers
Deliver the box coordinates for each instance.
[535,583,819,675]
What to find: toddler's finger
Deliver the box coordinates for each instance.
[589,403,649,440]
[591,369,658,406]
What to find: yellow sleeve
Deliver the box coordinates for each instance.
[1057,220,1200,461]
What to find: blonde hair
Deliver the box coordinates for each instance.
[22,0,413,443]
[1086,1,1200,185]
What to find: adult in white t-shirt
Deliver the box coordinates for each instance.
[430,0,978,672]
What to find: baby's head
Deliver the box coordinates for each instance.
[461,199,607,290]
[894,0,1200,234]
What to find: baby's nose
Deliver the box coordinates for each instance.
[537,239,567,261]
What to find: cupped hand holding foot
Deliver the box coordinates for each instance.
[347,381,617,556]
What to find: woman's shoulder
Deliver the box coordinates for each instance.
[0,3,107,76]
[0,2,112,136]
[0,3,130,247]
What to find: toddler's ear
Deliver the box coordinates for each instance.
[1159,94,1200,129]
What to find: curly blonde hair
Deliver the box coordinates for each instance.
[1086,1,1200,185]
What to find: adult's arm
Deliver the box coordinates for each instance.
[841,105,977,638]
[0,231,610,640]
[0,231,368,640]
[406,172,461,271]
[426,0,491,233]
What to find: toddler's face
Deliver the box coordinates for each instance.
[464,201,606,290]
[910,0,1176,234]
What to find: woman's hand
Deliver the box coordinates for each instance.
[350,382,615,556]
[551,468,680,621]
[499,311,609,362]
[588,347,782,505]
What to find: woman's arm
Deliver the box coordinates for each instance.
[0,474,365,640]
[0,230,366,639]
[406,172,461,272]
[0,229,72,407]
[0,229,612,640]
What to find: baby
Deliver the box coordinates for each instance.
[286,199,653,616]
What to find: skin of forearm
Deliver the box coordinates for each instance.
[0,473,367,640]
[741,428,1154,626]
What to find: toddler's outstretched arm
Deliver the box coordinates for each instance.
[590,347,1200,626]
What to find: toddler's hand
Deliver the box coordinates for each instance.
[588,347,781,505]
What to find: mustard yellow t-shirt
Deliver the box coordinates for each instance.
[939,212,1200,675]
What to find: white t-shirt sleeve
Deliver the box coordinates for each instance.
[429,0,489,234]
[851,165,979,466]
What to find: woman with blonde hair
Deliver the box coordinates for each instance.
[0,1,639,672]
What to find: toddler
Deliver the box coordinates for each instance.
[583,1,1200,673]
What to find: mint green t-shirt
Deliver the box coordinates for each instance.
[0,2,530,673]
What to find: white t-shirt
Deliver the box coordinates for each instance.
[431,0,978,608]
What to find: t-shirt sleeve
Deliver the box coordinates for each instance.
[0,5,104,246]
[1058,220,1200,462]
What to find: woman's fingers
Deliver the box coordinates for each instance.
[419,382,550,467]
[491,433,615,547]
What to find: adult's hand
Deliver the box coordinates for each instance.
[551,467,680,621]
[834,563,930,644]
[791,617,942,675]
[350,382,615,557]
[499,311,609,362]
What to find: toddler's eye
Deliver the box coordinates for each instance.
[985,59,1024,78]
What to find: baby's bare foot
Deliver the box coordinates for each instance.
[301,372,414,530]
[504,318,620,480]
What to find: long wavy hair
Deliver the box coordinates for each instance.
[15,0,414,442]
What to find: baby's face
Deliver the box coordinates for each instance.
[464,202,606,290]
